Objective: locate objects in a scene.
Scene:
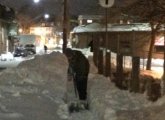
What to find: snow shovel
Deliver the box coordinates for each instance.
[65,73,79,113]
[68,73,80,113]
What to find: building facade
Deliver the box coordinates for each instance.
[0,4,17,53]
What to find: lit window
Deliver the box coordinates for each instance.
[87,20,93,23]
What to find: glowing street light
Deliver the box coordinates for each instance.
[33,0,40,3]
[18,28,23,33]
[44,14,50,19]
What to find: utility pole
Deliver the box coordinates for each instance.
[163,24,165,95]
[63,0,68,53]
[99,0,114,77]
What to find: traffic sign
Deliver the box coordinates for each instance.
[99,0,114,8]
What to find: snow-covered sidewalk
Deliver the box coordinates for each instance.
[0,52,164,120]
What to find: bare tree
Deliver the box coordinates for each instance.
[123,0,165,70]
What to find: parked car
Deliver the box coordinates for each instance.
[24,44,36,55]
[13,47,28,57]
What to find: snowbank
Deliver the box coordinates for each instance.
[0,51,164,120]
[0,52,69,120]
[88,74,151,120]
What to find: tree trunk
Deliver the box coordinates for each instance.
[163,25,165,95]
[146,26,156,70]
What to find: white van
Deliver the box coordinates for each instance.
[14,34,43,54]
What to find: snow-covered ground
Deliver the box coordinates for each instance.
[0,50,165,120]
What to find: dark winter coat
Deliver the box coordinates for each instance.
[65,48,89,100]
[71,50,89,76]
[65,48,89,76]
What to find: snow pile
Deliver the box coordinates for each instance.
[116,96,165,120]
[0,52,69,120]
[88,74,152,120]
[0,51,165,120]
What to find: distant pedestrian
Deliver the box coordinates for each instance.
[44,45,48,53]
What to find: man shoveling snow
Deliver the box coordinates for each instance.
[64,48,90,113]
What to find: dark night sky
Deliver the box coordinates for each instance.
[0,0,136,22]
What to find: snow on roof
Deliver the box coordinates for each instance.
[73,23,102,33]
[78,15,103,20]
[72,23,152,33]
[109,23,151,31]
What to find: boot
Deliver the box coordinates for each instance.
[68,102,79,113]
[78,100,89,110]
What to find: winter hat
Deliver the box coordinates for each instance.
[64,48,74,58]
